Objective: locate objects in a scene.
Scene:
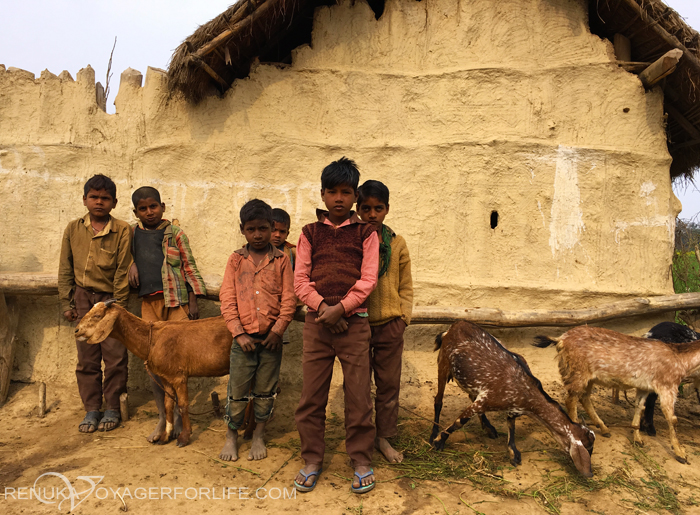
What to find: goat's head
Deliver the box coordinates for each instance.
[74,299,120,344]
[567,423,595,478]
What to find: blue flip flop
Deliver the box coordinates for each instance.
[293,468,322,493]
[351,468,375,494]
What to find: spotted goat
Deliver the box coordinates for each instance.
[430,321,595,477]
[534,325,700,464]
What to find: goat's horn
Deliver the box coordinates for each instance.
[103,299,118,307]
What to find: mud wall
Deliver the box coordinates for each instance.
[0,0,680,391]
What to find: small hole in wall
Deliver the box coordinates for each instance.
[490,211,499,229]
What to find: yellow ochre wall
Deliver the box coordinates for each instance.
[0,0,681,388]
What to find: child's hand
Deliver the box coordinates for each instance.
[316,303,345,327]
[236,333,258,352]
[187,292,199,320]
[328,317,348,334]
[261,332,282,352]
[128,263,140,288]
[63,309,78,322]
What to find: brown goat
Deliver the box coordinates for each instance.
[534,325,700,464]
[75,300,232,447]
[430,321,595,477]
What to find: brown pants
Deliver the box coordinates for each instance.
[74,286,128,411]
[370,317,406,438]
[140,293,189,322]
[295,313,374,467]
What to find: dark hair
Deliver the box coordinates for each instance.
[271,208,291,228]
[321,157,360,191]
[131,186,161,207]
[240,199,273,226]
[84,174,117,199]
[357,180,390,206]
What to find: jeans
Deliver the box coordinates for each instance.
[224,334,283,430]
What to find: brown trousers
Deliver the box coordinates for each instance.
[370,317,406,438]
[140,293,189,322]
[295,313,374,467]
[74,286,128,411]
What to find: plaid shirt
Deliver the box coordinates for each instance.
[131,220,207,308]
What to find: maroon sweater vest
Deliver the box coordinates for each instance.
[301,220,375,307]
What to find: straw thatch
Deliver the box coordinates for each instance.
[168,0,700,178]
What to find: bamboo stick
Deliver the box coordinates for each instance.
[39,382,46,418]
[195,0,275,59]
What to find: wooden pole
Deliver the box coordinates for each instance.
[666,103,700,142]
[614,34,631,62]
[39,382,46,418]
[3,273,700,327]
[187,55,229,90]
[0,292,18,404]
[119,392,129,423]
[211,391,221,418]
[194,0,271,59]
[638,49,683,88]
[618,0,700,75]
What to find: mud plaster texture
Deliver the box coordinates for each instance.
[0,0,681,390]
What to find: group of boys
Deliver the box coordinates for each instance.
[58,156,413,494]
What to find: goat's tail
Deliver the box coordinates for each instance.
[533,335,558,348]
[434,331,447,351]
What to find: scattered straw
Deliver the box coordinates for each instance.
[426,493,450,515]
[459,492,486,515]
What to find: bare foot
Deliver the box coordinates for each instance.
[352,465,375,491]
[294,463,321,488]
[248,421,267,461]
[376,437,403,463]
[219,427,239,461]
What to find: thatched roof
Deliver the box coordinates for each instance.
[168,0,700,179]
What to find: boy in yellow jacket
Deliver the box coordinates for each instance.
[357,180,413,463]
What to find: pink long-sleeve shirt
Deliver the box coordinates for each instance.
[294,211,379,316]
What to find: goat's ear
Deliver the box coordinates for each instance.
[87,308,120,344]
[569,441,593,478]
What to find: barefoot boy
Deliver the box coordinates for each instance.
[219,200,295,461]
[128,186,207,443]
[357,180,413,464]
[294,157,379,494]
[58,174,132,433]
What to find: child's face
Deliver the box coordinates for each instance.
[240,219,272,252]
[320,183,358,224]
[83,188,117,221]
[270,221,290,248]
[358,196,389,231]
[133,197,166,229]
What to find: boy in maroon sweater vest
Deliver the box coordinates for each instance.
[294,157,379,494]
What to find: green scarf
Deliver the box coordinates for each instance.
[378,224,393,278]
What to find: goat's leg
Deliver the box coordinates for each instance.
[430,361,449,443]
[468,392,498,439]
[157,381,178,444]
[565,391,580,423]
[479,414,498,439]
[172,379,192,447]
[432,396,485,451]
[630,390,649,446]
[641,391,658,436]
[506,414,521,466]
[658,390,687,464]
[580,384,611,437]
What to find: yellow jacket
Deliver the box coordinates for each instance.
[367,228,413,326]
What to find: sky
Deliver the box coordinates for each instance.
[1,0,699,218]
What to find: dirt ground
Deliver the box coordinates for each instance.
[2,342,700,515]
